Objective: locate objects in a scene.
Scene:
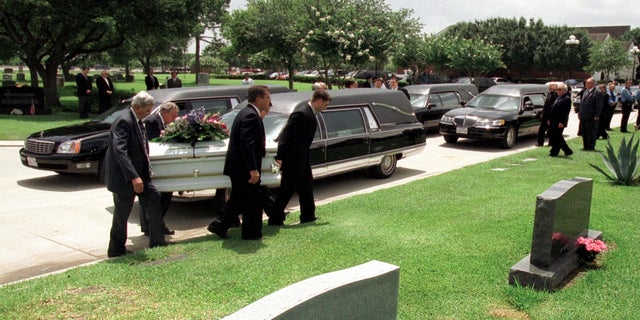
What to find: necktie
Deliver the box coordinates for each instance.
[138,120,148,155]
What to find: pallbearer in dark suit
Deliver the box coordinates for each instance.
[96,70,114,113]
[208,85,271,240]
[267,90,332,225]
[547,84,573,157]
[141,102,179,236]
[102,91,171,257]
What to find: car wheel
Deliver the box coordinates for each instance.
[443,135,458,144]
[501,125,517,149]
[369,154,397,179]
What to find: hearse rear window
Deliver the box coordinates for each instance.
[323,109,366,138]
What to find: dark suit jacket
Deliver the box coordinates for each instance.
[96,76,114,98]
[143,113,164,140]
[102,109,150,195]
[145,75,159,90]
[276,103,317,172]
[549,93,571,128]
[578,88,603,119]
[540,91,558,121]
[75,73,92,97]
[223,104,265,180]
[166,77,182,88]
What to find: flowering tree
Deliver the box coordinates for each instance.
[446,37,506,77]
[301,0,419,86]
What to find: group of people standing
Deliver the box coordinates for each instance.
[537,82,573,156]
[207,86,331,240]
[76,68,115,118]
[538,77,639,156]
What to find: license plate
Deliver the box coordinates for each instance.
[27,157,37,167]
[456,127,468,134]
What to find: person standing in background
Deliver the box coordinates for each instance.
[145,69,159,90]
[577,78,602,151]
[96,70,114,114]
[76,67,92,119]
[537,82,558,146]
[619,80,634,133]
[548,83,573,157]
[166,71,182,88]
[597,84,610,139]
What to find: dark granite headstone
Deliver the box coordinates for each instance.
[508,177,603,291]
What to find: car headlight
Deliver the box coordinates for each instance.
[475,118,505,127]
[57,140,81,154]
[441,115,455,123]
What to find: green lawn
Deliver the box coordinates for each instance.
[0,74,303,140]
[0,134,638,319]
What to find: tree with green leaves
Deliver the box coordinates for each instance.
[445,17,543,78]
[533,27,590,79]
[0,0,135,107]
[302,0,419,86]
[585,37,630,80]
[223,0,308,89]
[445,37,505,77]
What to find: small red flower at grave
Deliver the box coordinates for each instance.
[575,236,608,262]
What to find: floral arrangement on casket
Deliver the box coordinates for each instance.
[153,108,229,146]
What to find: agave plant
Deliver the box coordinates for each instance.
[589,135,640,185]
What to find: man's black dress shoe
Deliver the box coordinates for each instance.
[108,250,133,258]
[241,235,263,241]
[151,241,175,248]
[207,221,229,239]
[300,217,318,224]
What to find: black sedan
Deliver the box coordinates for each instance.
[19,85,290,175]
[405,83,478,130]
[439,84,548,149]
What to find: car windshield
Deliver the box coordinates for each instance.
[91,101,131,124]
[221,108,289,142]
[467,94,520,111]
[409,94,428,109]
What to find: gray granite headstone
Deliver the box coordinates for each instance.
[223,260,400,320]
[509,177,603,291]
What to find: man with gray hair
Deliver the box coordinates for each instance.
[141,102,180,236]
[102,91,171,257]
[578,78,602,151]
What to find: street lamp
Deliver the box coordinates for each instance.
[629,45,639,82]
[565,35,580,79]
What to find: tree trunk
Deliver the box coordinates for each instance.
[42,60,62,108]
[194,35,200,75]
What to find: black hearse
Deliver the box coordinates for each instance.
[149,89,427,193]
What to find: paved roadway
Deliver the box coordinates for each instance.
[0,111,632,285]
